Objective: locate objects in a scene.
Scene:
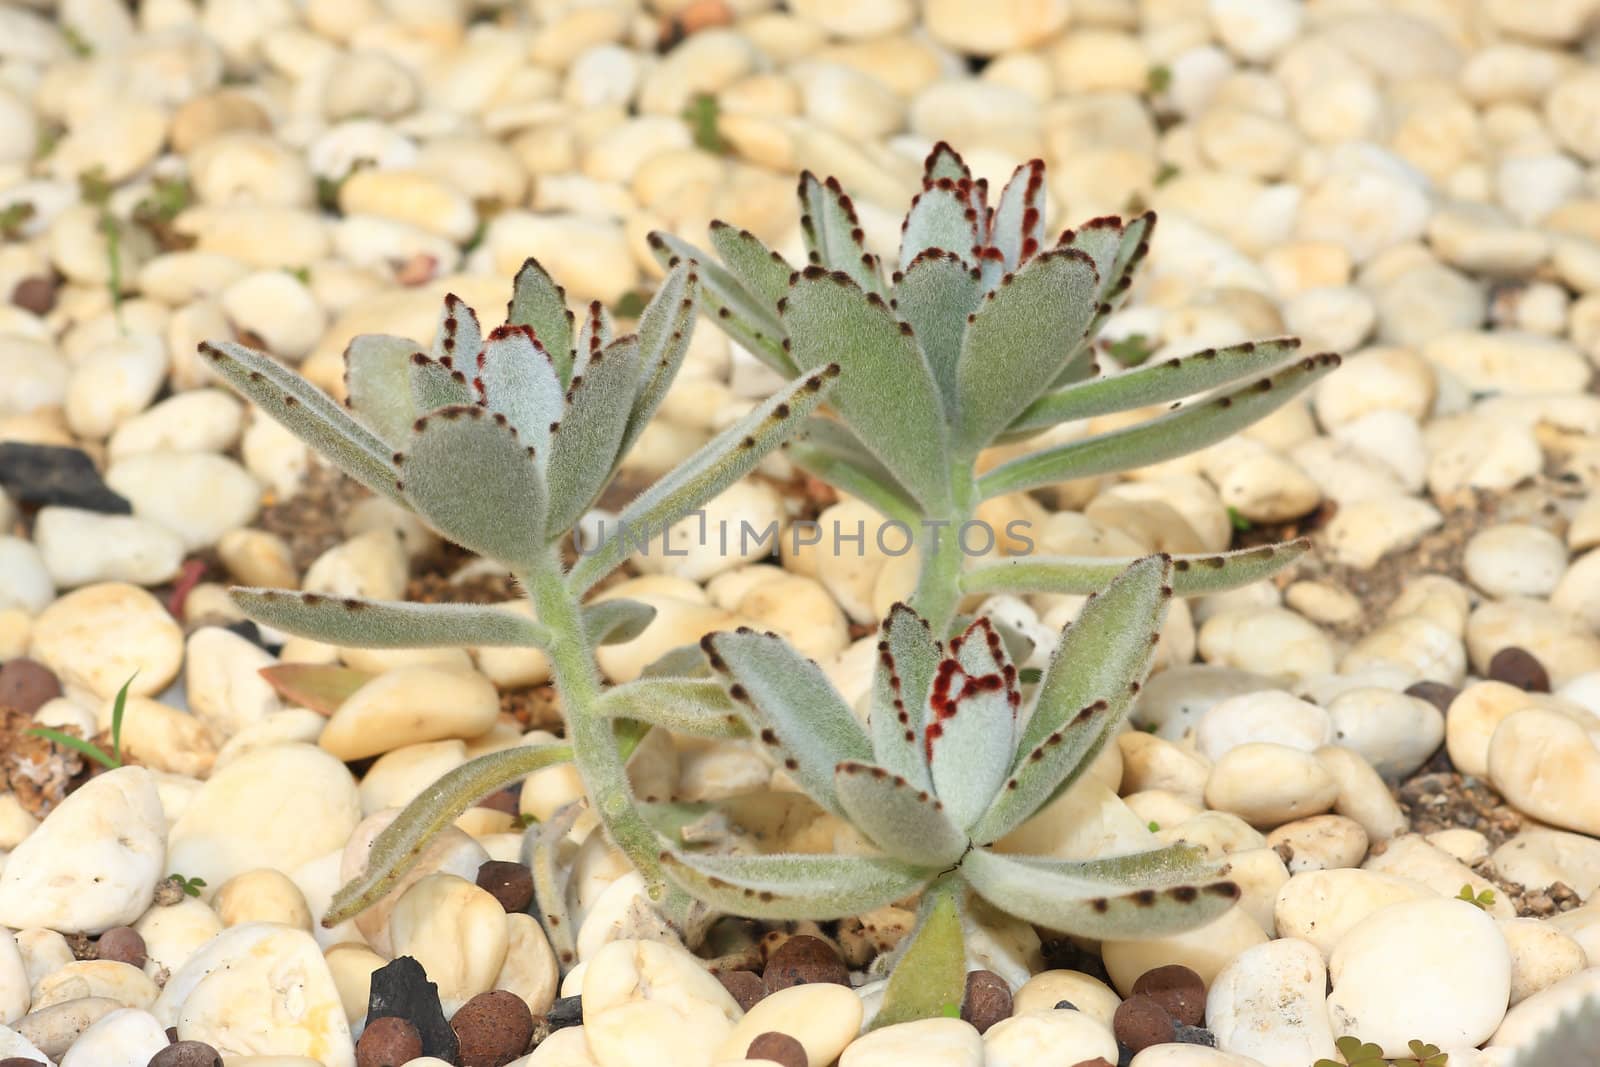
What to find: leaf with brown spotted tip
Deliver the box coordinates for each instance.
[544,334,644,538]
[780,267,951,510]
[655,847,928,920]
[959,845,1239,939]
[200,340,403,504]
[1054,212,1156,387]
[954,249,1101,454]
[399,404,547,570]
[620,263,698,458]
[925,646,1019,832]
[987,159,1047,275]
[1003,337,1304,441]
[978,353,1343,499]
[868,603,941,789]
[257,663,373,716]
[506,257,575,385]
[970,554,1171,846]
[343,333,422,447]
[649,230,795,376]
[473,324,564,466]
[409,352,474,412]
[900,181,979,272]
[572,300,613,381]
[430,292,482,368]
[708,221,792,307]
[232,588,552,649]
[922,141,972,187]
[596,677,747,739]
[959,541,1310,599]
[704,627,870,818]
[799,171,885,297]
[833,761,966,867]
[567,363,839,593]
[892,249,982,412]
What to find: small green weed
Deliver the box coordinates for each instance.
[27,673,134,770]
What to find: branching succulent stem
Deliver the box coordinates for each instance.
[523,552,695,928]
[909,475,977,637]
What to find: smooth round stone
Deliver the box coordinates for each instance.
[1206,743,1340,828]
[715,983,861,1065]
[839,1018,984,1067]
[1267,815,1369,873]
[1326,687,1443,779]
[57,1006,168,1067]
[1320,495,1443,569]
[338,168,477,242]
[0,767,165,934]
[583,939,743,1067]
[1102,907,1269,996]
[32,507,184,588]
[1118,732,1211,803]
[1339,615,1465,686]
[342,816,488,957]
[220,270,326,362]
[63,333,167,440]
[108,389,244,460]
[33,958,159,1011]
[134,898,222,985]
[1313,745,1409,843]
[389,874,509,1017]
[1445,681,1561,778]
[318,664,500,761]
[1207,938,1338,1066]
[983,1008,1117,1066]
[1131,667,1281,742]
[789,0,913,38]
[29,582,182,700]
[1366,835,1519,919]
[215,868,312,930]
[1197,609,1335,682]
[1195,691,1332,761]
[497,913,560,1019]
[152,923,353,1065]
[1464,524,1568,599]
[301,528,409,601]
[484,212,636,306]
[0,929,26,1024]
[167,744,361,892]
[1487,709,1600,836]
[12,996,122,1059]
[1467,598,1600,688]
[106,451,261,552]
[359,740,470,816]
[1130,1048,1272,1067]
[1327,899,1512,1056]
[324,941,384,1024]
[1274,868,1437,959]
[0,336,68,418]
[185,625,282,742]
[0,536,53,615]
[1492,829,1600,900]
[1497,918,1586,1005]
[1012,970,1121,1028]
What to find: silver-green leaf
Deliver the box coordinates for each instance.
[834,761,966,867]
[342,334,421,447]
[545,335,644,537]
[232,589,551,648]
[506,258,575,385]
[656,847,928,920]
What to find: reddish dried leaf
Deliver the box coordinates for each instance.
[258,663,374,716]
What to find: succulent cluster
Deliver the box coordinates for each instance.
[210,141,1339,1025]
[659,143,1339,626]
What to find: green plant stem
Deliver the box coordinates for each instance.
[524,552,696,929]
[871,872,967,1029]
[909,474,977,636]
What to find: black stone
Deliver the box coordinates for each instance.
[545,995,583,1033]
[365,956,458,1062]
[0,443,130,513]
[1175,1023,1217,1047]
[222,619,270,648]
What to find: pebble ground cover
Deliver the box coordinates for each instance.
[4,0,1600,1065]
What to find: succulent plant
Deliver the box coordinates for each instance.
[618,553,1237,1025]
[203,259,840,929]
[655,141,1337,631]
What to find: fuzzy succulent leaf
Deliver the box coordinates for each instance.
[399,405,547,570]
[1058,212,1155,383]
[799,172,885,297]
[656,847,928,920]
[708,221,792,307]
[649,231,795,375]
[786,416,920,526]
[1058,217,1130,297]
[545,335,644,537]
[583,598,658,646]
[409,353,474,412]
[979,353,1343,498]
[597,677,747,738]
[705,627,871,816]
[892,250,982,409]
[431,292,482,368]
[326,742,573,926]
[833,761,966,867]
[781,268,951,510]
[954,249,1100,454]
[1006,337,1304,439]
[472,324,564,465]
[922,142,972,186]
[342,334,421,447]
[900,181,978,271]
[988,160,1046,272]
[869,603,941,788]
[567,362,839,593]
[506,258,575,385]
[971,554,1171,844]
[959,845,1239,938]
[231,588,552,648]
[200,341,403,504]
[926,658,1019,831]
[573,301,613,380]
[521,800,585,973]
[960,541,1310,599]
[870,880,967,1030]
[621,264,698,457]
